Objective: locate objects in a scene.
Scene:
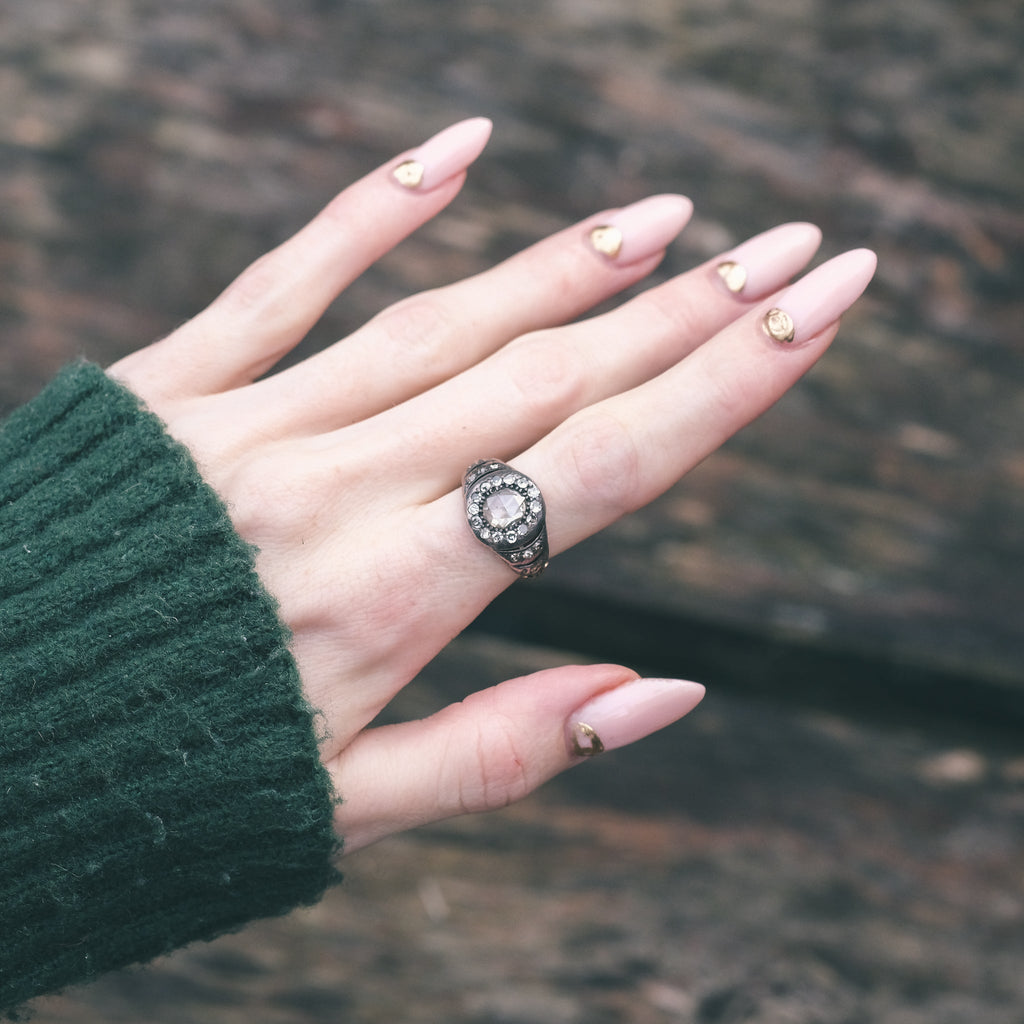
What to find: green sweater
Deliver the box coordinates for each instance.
[0,363,341,1017]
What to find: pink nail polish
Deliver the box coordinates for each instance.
[713,222,822,300]
[588,194,694,266]
[761,248,878,347]
[391,117,493,192]
[566,678,706,757]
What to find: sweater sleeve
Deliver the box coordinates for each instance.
[0,362,342,1016]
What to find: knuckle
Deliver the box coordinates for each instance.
[222,449,329,542]
[371,293,456,366]
[503,332,586,423]
[320,188,355,225]
[642,285,707,343]
[561,409,643,518]
[698,356,764,422]
[456,705,533,815]
[222,251,283,316]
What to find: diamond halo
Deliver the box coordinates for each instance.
[462,460,549,579]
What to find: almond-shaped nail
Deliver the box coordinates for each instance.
[566,678,706,758]
[714,222,822,300]
[588,194,693,266]
[391,117,493,192]
[761,248,878,347]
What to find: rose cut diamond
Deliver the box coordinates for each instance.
[482,488,525,529]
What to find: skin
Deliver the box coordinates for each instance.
[108,150,847,856]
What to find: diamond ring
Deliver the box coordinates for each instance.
[463,459,549,580]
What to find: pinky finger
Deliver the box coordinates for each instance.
[329,664,705,855]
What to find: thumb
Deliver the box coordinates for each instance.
[329,663,705,855]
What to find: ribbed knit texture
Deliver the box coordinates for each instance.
[0,363,341,1017]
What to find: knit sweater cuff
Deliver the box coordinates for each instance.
[0,362,341,1015]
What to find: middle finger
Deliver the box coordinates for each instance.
[328,220,822,498]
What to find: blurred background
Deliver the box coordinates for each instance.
[2,1,1022,1021]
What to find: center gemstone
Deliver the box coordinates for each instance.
[482,489,525,529]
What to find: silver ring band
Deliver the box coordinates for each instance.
[463,459,549,580]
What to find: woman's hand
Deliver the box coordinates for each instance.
[109,118,876,853]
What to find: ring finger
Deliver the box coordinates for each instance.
[515,248,878,552]
[408,249,877,620]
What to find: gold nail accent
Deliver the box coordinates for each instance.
[589,225,623,259]
[762,307,796,343]
[393,159,425,189]
[716,260,747,294]
[571,723,605,757]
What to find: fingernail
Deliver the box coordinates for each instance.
[566,678,705,758]
[714,222,822,300]
[391,117,493,192]
[761,248,878,347]
[588,194,694,265]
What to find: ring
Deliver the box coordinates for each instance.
[463,459,549,580]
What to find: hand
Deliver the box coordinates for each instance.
[109,118,876,853]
